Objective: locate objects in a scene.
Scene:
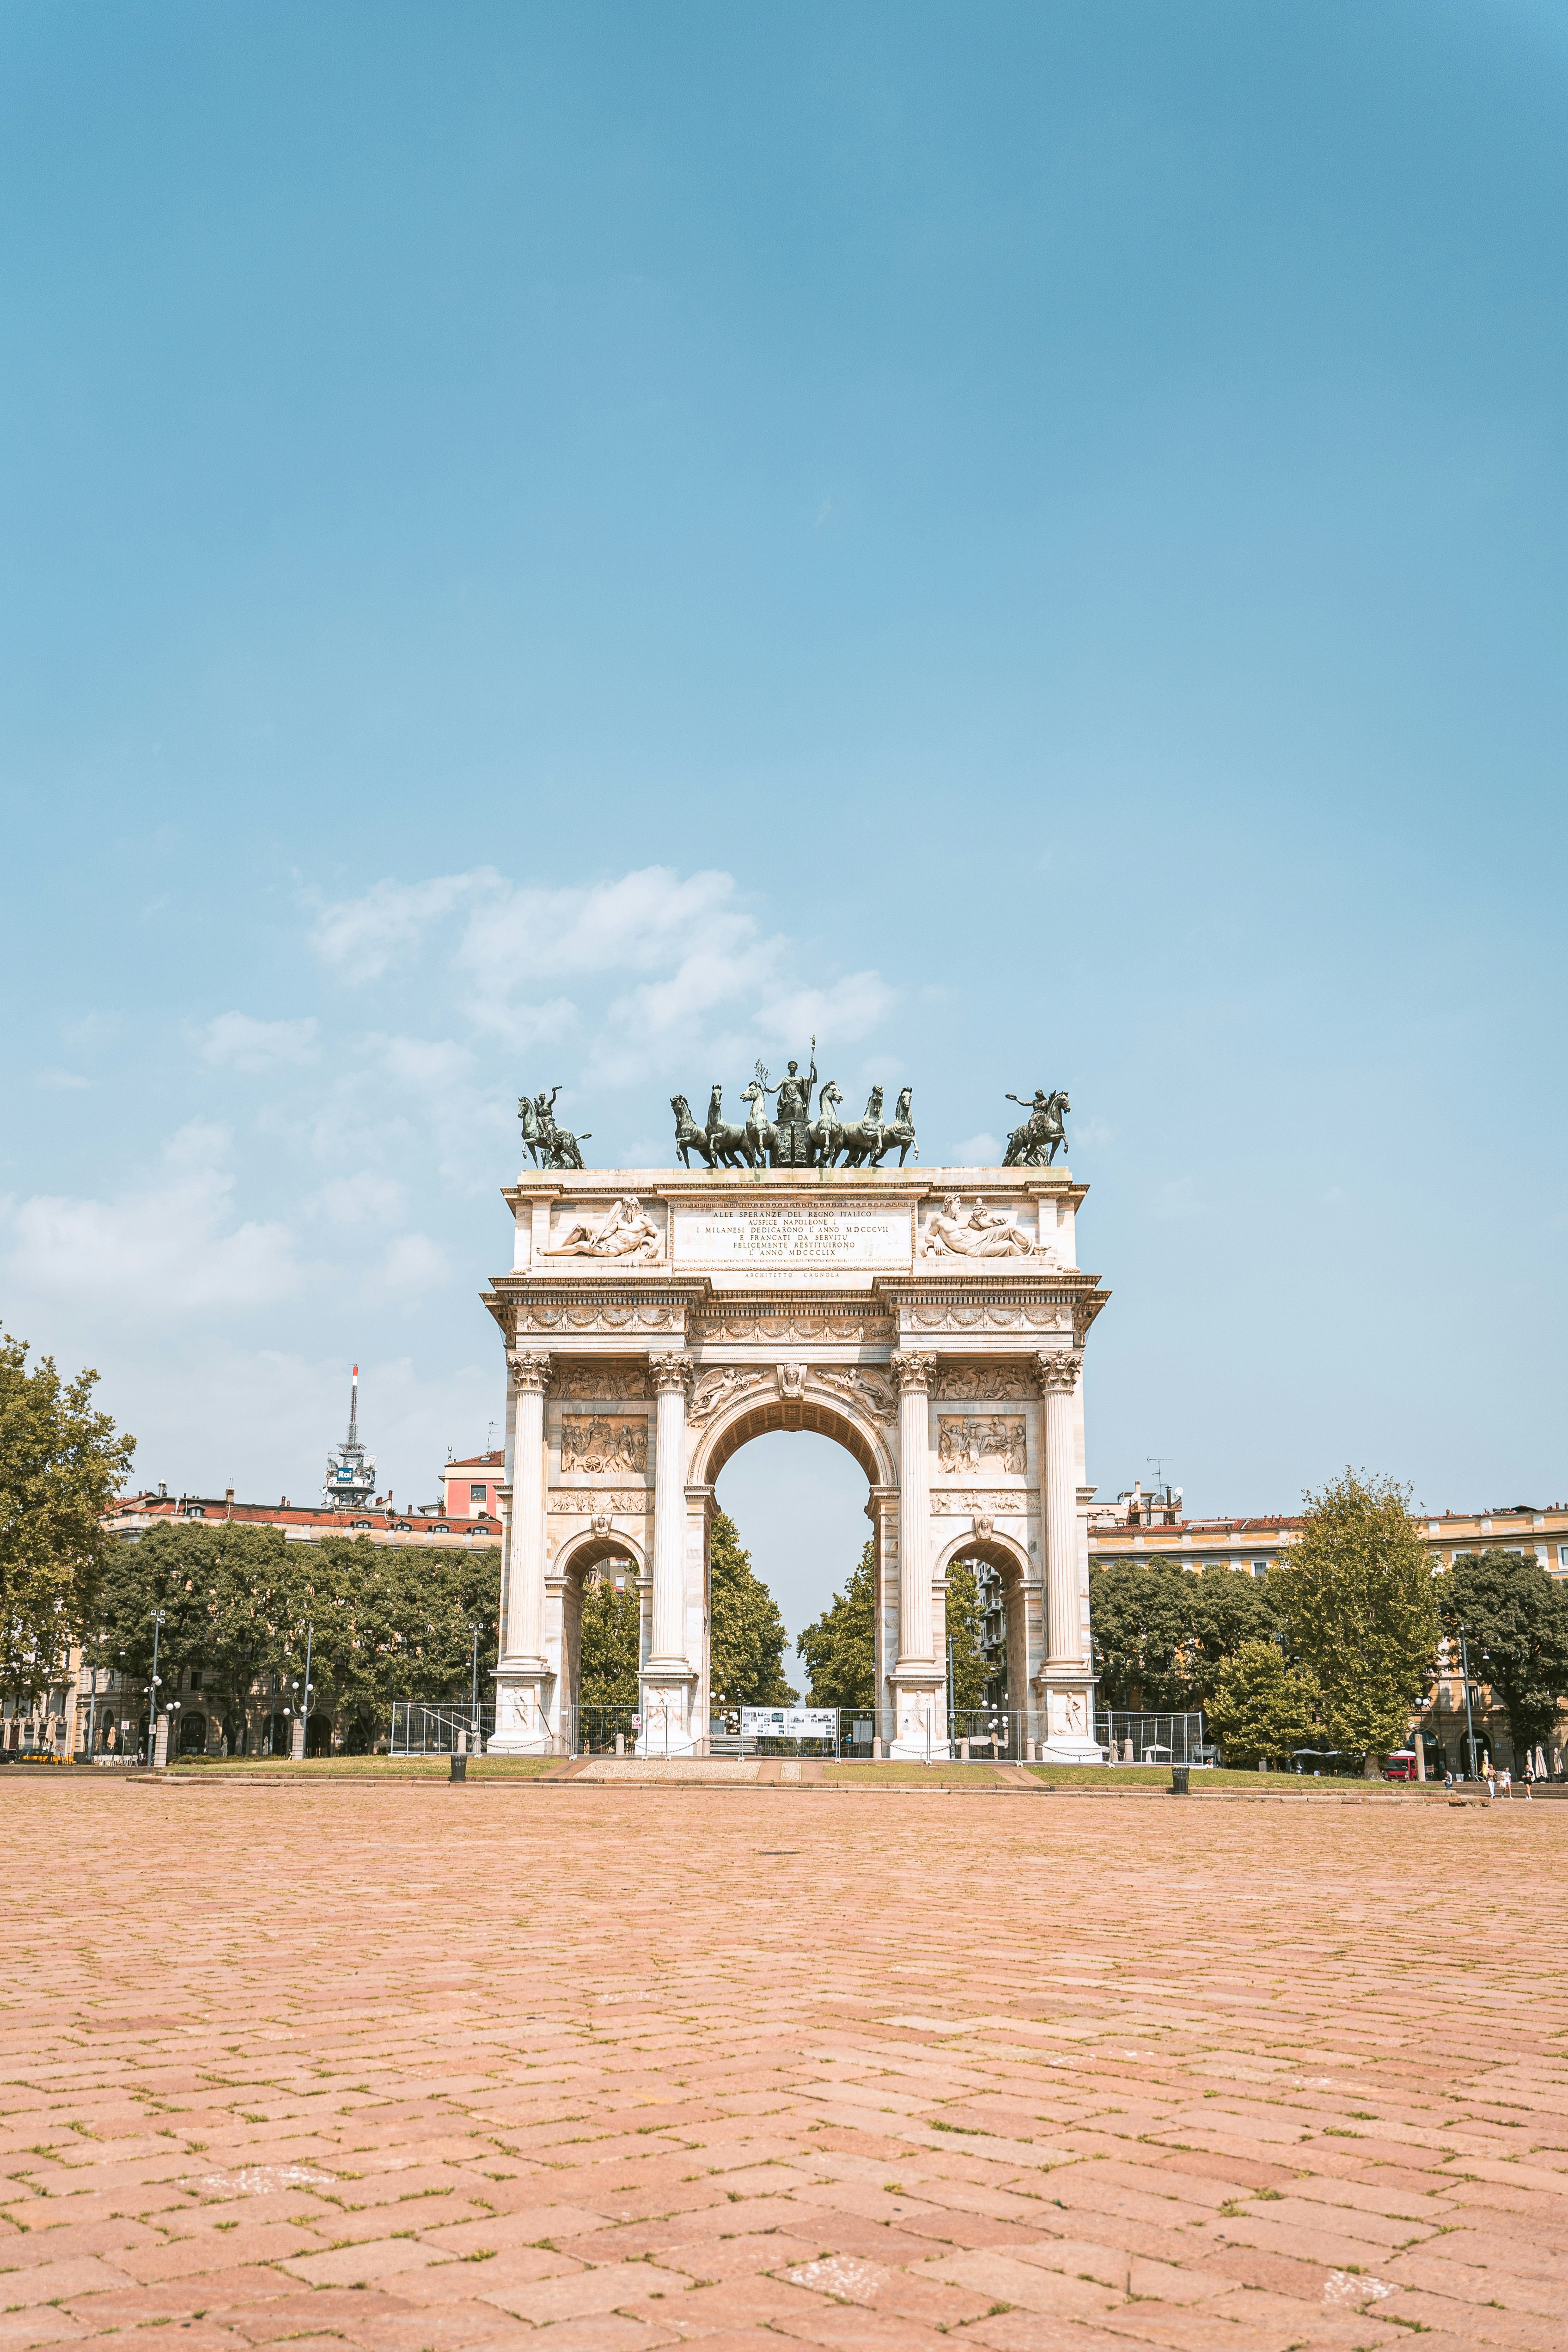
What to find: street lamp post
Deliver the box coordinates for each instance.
[147,1607,165,1766]
[1459,1624,1479,1782]
[299,1622,314,1759]
[84,1629,104,1762]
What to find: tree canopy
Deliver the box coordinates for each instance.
[1440,1548,1568,1761]
[0,1326,134,1699]
[97,1522,500,1751]
[1272,1468,1436,1765]
[798,1540,876,1711]
[1206,1640,1322,1766]
[578,1569,641,1710]
[1089,1560,1279,1711]
[708,1510,796,1705]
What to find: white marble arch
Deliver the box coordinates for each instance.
[482,1162,1110,1761]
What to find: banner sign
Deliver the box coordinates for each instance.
[740,1706,839,1741]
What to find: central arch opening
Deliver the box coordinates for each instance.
[715,1429,871,1698]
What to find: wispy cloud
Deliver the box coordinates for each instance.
[195,1012,320,1070]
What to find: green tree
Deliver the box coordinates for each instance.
[579,1572,641,1708]
[1207,1639,1322,1766]
[709,1511,796,1705]
[1186,1568,1281,1706]
[97,1524,501,1753]
[1273,1469,1437,1769]
[944,1559,988,1713]
[1089,1561,1196,1709]
[1441,1548,1568,1763]
[0,1327,134,1701]
[799,1540,876,1710]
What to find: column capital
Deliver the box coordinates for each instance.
[1034,1348,1083,1397]
[648,1348,695,1396]
[890,1349,937,1394]
[508,1349,552,1395]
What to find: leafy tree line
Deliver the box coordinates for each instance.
[1,1327,134,1702]
[97,1523,500,1753]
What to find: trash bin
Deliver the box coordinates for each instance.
[450,1753,468,1783]
[1170,1764,1190,1796]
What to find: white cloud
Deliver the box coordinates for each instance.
[314,1173,407,1228]
[307,871,498,982]
[36,1070,92,1091]
[381,1233,449,1294]
[196,1012,320,1070]
[1,1122,300,1314]
[306,864,898,1085]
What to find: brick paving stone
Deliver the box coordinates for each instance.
[9,1778,1568,2348]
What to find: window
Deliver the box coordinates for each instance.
[470,1483,488,1507]
[1559,1546,1568,1569]
[1252,1561,1268,1578]
[189,1669,201,1692]
[184,1505,205,1519]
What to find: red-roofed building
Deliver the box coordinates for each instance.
[439,1450,504,1521]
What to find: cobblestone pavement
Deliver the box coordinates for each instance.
[4,1778,1567,2352]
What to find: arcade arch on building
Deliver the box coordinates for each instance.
[483,1163,1109,1760]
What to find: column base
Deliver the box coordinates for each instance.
[889,1665,947,1762]
[489,1661,558,1756]
[639,1661,700,1759]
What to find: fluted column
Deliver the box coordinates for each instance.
[647,1350,694,1665]
[507,1350,551,1665]
[1037,1350,1083,1665]
[891,1351,936,1667]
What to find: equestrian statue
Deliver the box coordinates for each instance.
[519,1085,591,1170]
[1002,1087,1069,1167]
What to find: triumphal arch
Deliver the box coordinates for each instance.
[482,1163,1110,1762]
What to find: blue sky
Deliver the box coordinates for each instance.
[2,1,1565,1656]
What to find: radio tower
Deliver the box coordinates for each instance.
[323,1364,378,1509]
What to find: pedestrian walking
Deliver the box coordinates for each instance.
[1444,1767,1454,1792]
[1523,1761,1535,1801]
[1501,1766,1513,1800]
[1484,1759,1495,1798]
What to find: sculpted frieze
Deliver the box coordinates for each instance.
[687,1367,770,1429]
[551,1360,651,1399]
[547,1491,652,1515]
[697,1312,890,1344]
[519,1304,682,1332]
[560,1416,650,1476]
[907,1304,1067,1333]
[920,1195,1056,1261]
[932,1361,1035,1401]
[931,1488,1040,1515]
[812,1366,897,1424]
[937,1415,1027,1475]
[544,1196,663,1264]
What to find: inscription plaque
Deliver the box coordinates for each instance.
[672,1203,908,1267]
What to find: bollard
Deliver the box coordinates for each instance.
[615,1732,624,1756]
[959,1737,970,1763]
[450,1753,467,1783]
[1170,1764,1190,1796]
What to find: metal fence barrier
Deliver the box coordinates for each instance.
[1095,1709,1210,1765]
[390,1702,496,1756]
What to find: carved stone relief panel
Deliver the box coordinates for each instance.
[811,1366,897,1424]
[931,1361,1035,1401]
[552,1360,651,1399]
[520,1304,682,1332]
[936,1416,1027,1475]
[931,1488,1040,1515]
[547,1491,653,1515]
[906,1303,1069,1333]
[698,1312,893,1345]
[687,1367,770,1428]
[559,1416,651,1476]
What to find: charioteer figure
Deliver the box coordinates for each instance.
[760,1038,817,1167]
[1002,1086,1070,1167]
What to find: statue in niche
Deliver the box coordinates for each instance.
[922,1196,1048,1259]
[545,1196,661,1263]
[1002,1088,1070,1167]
